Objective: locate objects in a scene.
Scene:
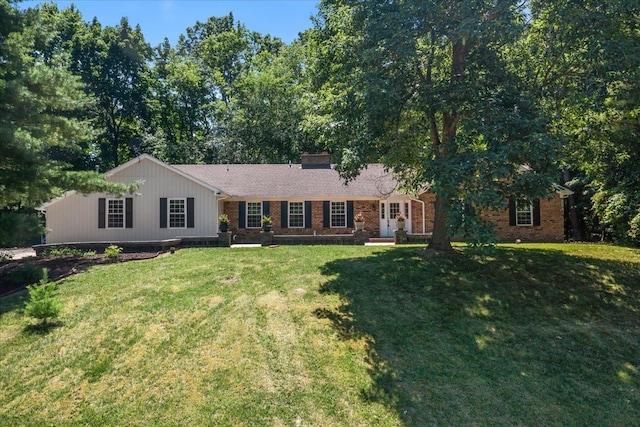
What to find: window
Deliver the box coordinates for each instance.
[169,198,186,228]
[289,202,304,228]
[516,201,533,226]
[247,202,262,228]
[331,202,346,228]
[107,199,125,228]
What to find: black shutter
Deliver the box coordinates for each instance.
[347,201,354,228]
[160,198,167,228]
[281,201,288,228]
[508,198,516,226]
[125,198,133,228]
[305,201,312,228]
[263,201,270,217]
[187,197,195,228]
[323,201,330,228]
[533,199,541,226]
[239,201,246,228]
[98,198,106,229]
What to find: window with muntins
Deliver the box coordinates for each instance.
[169,198,186,228]
[331,202,346,228]
[516,201,533,226]
[107,199,125,228]
[247,202,262,228]
[289,202,304,228]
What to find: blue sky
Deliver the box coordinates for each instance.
[23,0,320,46]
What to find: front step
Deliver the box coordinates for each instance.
[368,237,395,244]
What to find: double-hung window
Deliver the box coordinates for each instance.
[247,202,262,228]
[516,201,533,226]
[331,202,347,228]
[169,198,186,228]
[289,202,304,228]
[107,199,125,228]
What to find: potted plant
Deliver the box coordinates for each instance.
[261,215,273,232]
[218,213,230,233]
[354,211,365,231]
[395,212,406,230]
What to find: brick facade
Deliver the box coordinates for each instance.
[224,200,381,242]
[224,193,565,243]
[414,192,565,242]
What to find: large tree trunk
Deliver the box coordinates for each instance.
[563,169,586,241]
[429,194,452,251]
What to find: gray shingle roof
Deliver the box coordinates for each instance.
[173,164,402,199]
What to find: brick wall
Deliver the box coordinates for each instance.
[414,192,565,243]
[223,200,380,240]
[225,193,565,243]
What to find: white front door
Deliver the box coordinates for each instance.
[380,201,410,237]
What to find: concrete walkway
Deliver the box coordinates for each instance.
[1,247,36,259]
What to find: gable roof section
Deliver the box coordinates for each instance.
[40,154,224,210]
[173,163,402,199]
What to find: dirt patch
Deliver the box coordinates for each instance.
[0,252,160,297]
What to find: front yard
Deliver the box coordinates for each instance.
[1,244,639,425]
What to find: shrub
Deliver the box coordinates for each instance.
[24,269,61,326]
[104,245,122,259]
[8,265,45,285]
[42,247,96,257]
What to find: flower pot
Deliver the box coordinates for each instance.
[396,219,405,230]
[262,224,272,232]
[354,221,364,231]
[219,223,229,233]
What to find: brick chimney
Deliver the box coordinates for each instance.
[301,151,331,169]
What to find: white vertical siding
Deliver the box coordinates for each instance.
[45,158,219,243]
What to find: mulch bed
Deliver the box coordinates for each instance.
[0,252,160,297]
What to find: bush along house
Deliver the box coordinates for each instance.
[38,153,571,248]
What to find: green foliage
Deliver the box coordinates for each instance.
[42,247,96,257]
[217,213,230,225]
[103,245,122,259]
[0,211,44,247]
[8,264,44,285]
[312,0,559,249]
[0,2,137,211]
[24,269,61,326]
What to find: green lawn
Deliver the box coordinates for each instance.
[1,244,639,426]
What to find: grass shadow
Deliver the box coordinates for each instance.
[318,245,640,425]
[22,320,64,335]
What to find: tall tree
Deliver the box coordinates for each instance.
[71,17,152,168]
[312,0,558,250]
[0,0,133,210]
[519,0,640,244]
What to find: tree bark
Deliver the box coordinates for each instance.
[429,194,452,251]
[563,169,586,241]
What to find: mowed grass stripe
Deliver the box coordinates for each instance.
[0,244,639,426]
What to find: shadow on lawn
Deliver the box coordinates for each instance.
[317,246,640,425]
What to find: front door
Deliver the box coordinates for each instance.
[380,201,409,237]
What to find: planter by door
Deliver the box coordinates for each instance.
[219,223,229,233]
[396,219,405,230]
[355,221,364,231]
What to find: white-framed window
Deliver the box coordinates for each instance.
[107,199,125,229]
[247,202,262,228]
[331,201,346,228]
[516,201,533,226]
[169,198,186,228]
[289,202,304,228]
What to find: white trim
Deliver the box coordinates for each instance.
[106,198,125,229]
[246,201,263,229]
[330,201,347,228]
[288,201,305,229]
[515,201,534,227]
[168,197,187,229]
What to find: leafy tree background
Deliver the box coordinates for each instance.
[1,0,638,246]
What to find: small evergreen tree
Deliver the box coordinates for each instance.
[24,269,62,326]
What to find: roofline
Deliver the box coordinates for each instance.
[39,154,226,211]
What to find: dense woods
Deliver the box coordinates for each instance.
[1,0,638,247]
